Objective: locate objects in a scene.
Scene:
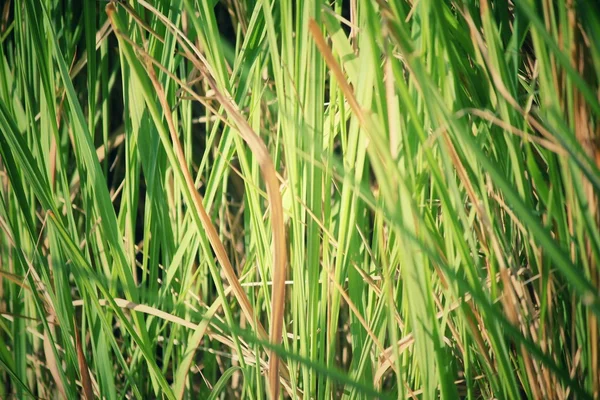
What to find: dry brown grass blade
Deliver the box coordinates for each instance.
[107,4,288,396]
[73,297,199,330]
[569,8,600,396]
[373,263,531,383]
[73,317,95,400]
[460,6,573,160]
[21,248,68,398]
[0,269,33,291]
[308,20,364,129]
[43,322,67,399]
[120,1,287,398]
[71,296,307,396]
[181,66,287,399]
[106,38,298,399]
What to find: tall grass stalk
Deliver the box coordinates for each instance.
[1,0,600,399]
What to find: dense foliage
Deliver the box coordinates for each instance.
[1,0,600,398]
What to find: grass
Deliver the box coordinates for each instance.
[0,0,599,398]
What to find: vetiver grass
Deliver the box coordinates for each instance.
[0,0,599,398]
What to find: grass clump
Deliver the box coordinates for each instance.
[1,0,600,399]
